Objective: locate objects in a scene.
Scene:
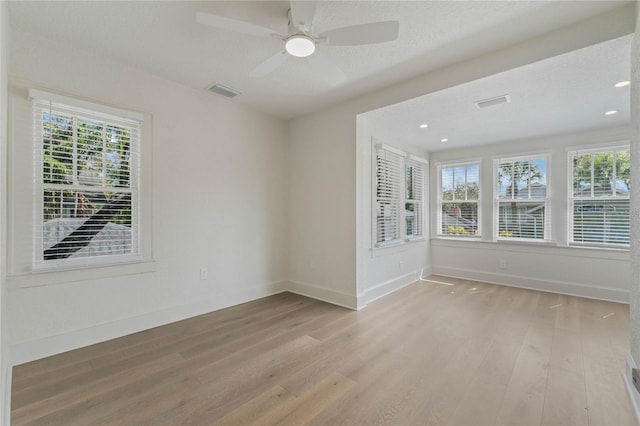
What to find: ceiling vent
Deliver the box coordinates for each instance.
[474,94,510,109]
[208,83,241,98]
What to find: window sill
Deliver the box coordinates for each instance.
[496,238,558,247]
[371,237,428,257]
[434,235,482,242]
[568,243,629,252]
[8,259,157,289]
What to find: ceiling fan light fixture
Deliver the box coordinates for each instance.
[285,34,315,57]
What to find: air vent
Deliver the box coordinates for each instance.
[208,83,241,98]
[474,94,510,109]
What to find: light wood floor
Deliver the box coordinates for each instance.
[11,275,637,425]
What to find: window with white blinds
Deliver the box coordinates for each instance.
[374,144,426,247]
[406,156,427,239]
[31,90,143,267]
[438,162,480,236]
[569,146,630,247]
[375,145,404,245]
[496,156,549,240]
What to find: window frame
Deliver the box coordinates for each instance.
[436,160,481,239]
[567,143,630,249]
[29,89,149,272]
[405,154,428,241]
[494,153,551,243]
[372,143,427,249]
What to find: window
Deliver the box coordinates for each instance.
[374,144,426,247]
[405,156,426,238]
[31,89,144,268]
[496,156,549,240]
[438,162,480,236]
[569,146,630,247]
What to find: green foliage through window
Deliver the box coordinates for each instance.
[36,99,139,262]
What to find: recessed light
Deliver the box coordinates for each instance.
[604,110,617,116]
[419,123,428,129]
[615,81,630,88]
[441,138,448,142]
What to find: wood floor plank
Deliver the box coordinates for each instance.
[257,372,355,425]
[540,366,588,426]
[146,335,322,425]
[13,353,186,425]
[446,335,524,425]
[494,326,554,426]
[11,279,635,426]
[555,294,581,332]
[215,386,295,426]
[550,327,584,372]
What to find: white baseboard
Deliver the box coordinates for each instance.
[285,280,358,310]
[2,361,11,426]
[359,267,429,307]
[431,265,629,303]
[8,281,286,366]
[624,353,640,425]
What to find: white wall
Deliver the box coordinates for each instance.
[287,106,359,308]
[626,1,640,419]
[6,31,290,365]
[289,5,634,310]
[287,104,429,311]
[356,115,429,306]
[0,1,10,424]
[429,126,631,302]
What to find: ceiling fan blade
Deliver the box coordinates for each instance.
[289,1,317,31]
[196,11,279,38]
[318,21,399,46]
[307,52,347,86]
[249,51,288,77]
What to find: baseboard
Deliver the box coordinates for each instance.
[2,361,11,426]
[8,281,287,366]
[285,280,358,310]
[431,265,629,303]
[624,353,640,425]
[359,267,429,307]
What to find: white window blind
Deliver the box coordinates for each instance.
[374,144,426,247]
[406,156,426,239]
[438,162,480,236]
[375,145,405,245]
[496,156,549,240]
[569,147,630,247]
[31,91,142,267]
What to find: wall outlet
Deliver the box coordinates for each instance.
[199,268,208,280]
[399,261,404,272]
[499,259,507,270]
[633,368,640,394]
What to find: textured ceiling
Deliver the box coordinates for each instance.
[366,35,632,152]
[6,0,632,119]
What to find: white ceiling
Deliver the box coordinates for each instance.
[366,34,632,152]
[6,0,632,120]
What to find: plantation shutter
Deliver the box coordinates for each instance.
[30,90,143,267]
[375,144,405,245]
[406,155,427,238]
[570,148,630,246]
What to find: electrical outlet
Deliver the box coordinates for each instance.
[200,268,208,280]
[499,259,507,270]
[399,261,404,272]
[633,368,640,394]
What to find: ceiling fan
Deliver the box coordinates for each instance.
[196,1,399,86]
